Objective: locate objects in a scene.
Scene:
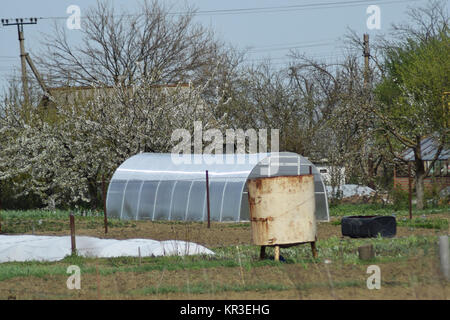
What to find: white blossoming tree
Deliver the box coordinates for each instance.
[0,74,229,209]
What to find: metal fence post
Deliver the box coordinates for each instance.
[102,174,108,234]
[206,170,211,229]
[70,213,76,255]
[408,162,412,220]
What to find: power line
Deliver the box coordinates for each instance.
[247,41,337,53]
[6,0,425,21]
[191,0,424,16]
[244,52,351,63]
[246,38,337,49]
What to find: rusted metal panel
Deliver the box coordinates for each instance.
[247,175,316,246]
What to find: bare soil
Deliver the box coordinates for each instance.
[1,214,448,300]
[0,255,447,300]
[23,216,449,248]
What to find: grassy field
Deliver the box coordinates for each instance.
[0,204,448,300]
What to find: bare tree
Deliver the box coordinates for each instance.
[220,61,310,154]
[389,0,448,44]
[344,0,449,209]
[37,0,223,87]
[287,51,384,191]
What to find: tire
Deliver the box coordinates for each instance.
[341,215,396,238]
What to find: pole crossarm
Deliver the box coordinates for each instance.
[1,18,50,103]
[1,18,38,26]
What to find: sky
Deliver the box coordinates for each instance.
[0,0,439,92]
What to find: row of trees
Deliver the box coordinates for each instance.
[0,0,448,209]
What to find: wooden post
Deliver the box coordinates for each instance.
[408,162,412,220]
[96,263,101,300]
[358,244,375,260]
[0,185,2,233]
[439,236,449,281]
[311,241,318,258]
[260,246,266,260]
[206,170,211,228]
[102,174,108,234]
[24,53,48,93]
[138,247,142,266]
[274,245,280,262]
[70,213,76,255]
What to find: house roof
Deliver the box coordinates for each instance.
[38,83,192,108]
[401,135,449,161]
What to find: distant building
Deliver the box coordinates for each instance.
[394,135,450,191]
[38,83,193,110]
[312,158,346,186]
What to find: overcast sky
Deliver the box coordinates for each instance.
[0,0,434,92]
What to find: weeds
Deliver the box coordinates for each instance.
[0,205,448,299]
[129,282,291,296]
[0,233,442,282]
[397,218,449,230]
[329,203,449,217]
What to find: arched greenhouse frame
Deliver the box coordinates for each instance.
[106,152,330,222]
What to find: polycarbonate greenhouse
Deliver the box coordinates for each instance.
[106,152,330,222]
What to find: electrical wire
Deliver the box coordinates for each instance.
[1,0,425,21]
[247,41,338,53]
[190,0,424,16]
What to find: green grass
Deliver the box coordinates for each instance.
[0,209,102,220]
[128,277,424,296]
[397,217,449,230]
[128,280,370,296]
[129,282,291,296]
[0,263,69,281]
[329,203,449,217]
[0,205,447,283]
[1,204,446,233]
[0,212,135,234]
[272,234,441,265]
[0,234,440,282]
[223,222,251,228]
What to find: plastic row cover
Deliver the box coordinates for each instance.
[106,152,330,222]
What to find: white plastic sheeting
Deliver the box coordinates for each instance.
[107,152,330,222]
[326,184,375,198]
[0,235,214,263]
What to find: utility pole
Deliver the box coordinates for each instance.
[363,33,370,87]
[1,18,48,105]
[363,33,375,189]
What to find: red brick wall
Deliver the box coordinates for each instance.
[394,176,450,191]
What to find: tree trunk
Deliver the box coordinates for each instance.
[88,179,99,210]
[415,160,426,210]
[367,153,376,189]
[414,135,426,210]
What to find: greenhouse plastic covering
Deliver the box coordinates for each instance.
[107,152,329,222]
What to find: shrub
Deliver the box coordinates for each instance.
[391,184,409,210]
[423,183,441,208]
